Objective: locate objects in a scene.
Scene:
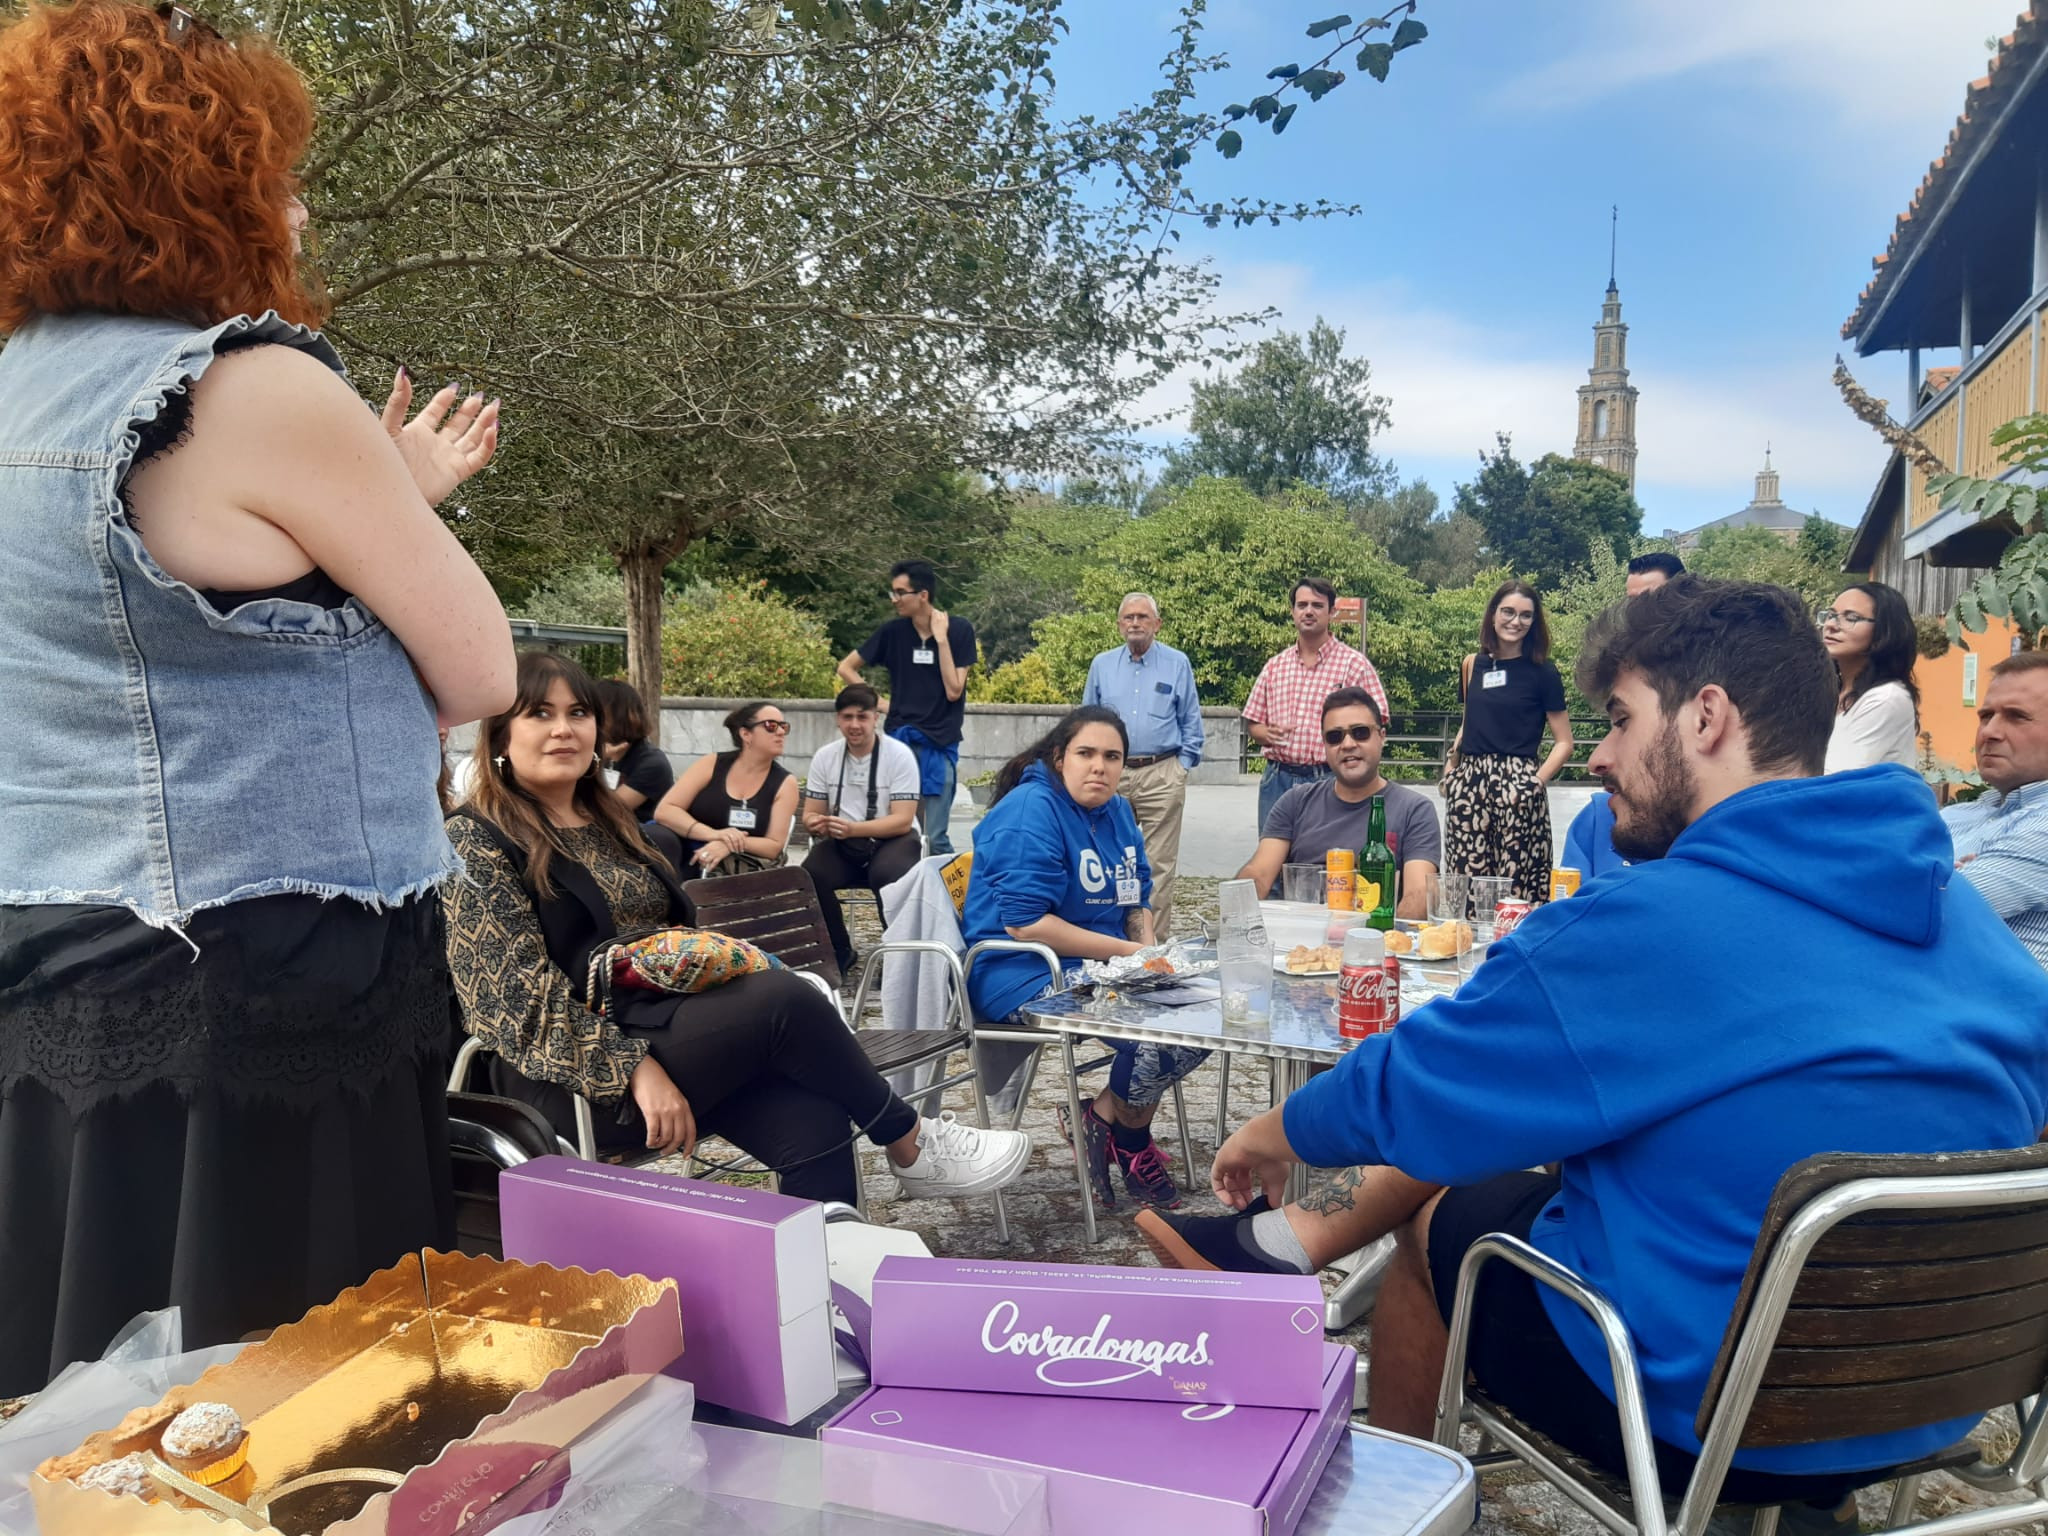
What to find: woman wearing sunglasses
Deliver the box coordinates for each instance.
[655,701,801,875]
[1819,582,1921,774]
[0,0,514,1390]
[1443,580,1574,904]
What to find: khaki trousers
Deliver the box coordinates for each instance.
[1120,756,1189,939]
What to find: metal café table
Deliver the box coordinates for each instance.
[1021,954,1466,1246]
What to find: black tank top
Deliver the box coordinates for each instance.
[684,751,790,834]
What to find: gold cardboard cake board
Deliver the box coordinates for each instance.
[33,1249,683,1536]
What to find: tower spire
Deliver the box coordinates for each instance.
[1608,204,1618,291]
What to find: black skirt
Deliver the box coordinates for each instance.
[0,893,455,1396]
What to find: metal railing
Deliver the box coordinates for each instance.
[1239,711,1608,782]
[507,618,626,680]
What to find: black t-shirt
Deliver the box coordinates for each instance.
[858,615,978,748]
[614,739,676,806]
[1458,653,1567,760]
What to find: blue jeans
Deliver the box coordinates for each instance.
[921,751,958,856]
[1257,760,1329,836]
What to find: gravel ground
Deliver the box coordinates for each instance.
[6,873,2040,1533]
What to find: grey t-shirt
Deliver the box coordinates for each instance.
[1263,779,1442,882]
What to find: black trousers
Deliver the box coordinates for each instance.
[499,969,920,1205]
[803,833,923,969]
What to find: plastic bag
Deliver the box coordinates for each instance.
[0,1308,244,1536]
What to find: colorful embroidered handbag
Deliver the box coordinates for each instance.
[585,927,783,1023]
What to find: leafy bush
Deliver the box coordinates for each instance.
[660,582,840,699]
[974,650,1070,703]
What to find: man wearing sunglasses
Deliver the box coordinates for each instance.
[1235,688,1439,916]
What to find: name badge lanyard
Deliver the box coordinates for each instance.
[834,748,879,822]
[1482,657,1508,690]
[729,765,762,831]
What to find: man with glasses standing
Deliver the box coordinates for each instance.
[1236,689,1438,915]
[1083,593,1204,938]
[1243,577,1390,832]
[838,559,977,855]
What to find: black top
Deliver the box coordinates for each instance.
[857,615,977,748]
[1458,653,1566,760]
[685,751,792,834]
[613,739,676,806]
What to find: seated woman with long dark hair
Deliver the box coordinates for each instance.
[962,706,1209,1213]
[445,653,1031,1204]
[1820,580,1921,773]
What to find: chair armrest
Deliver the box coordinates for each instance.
[963,938,1065,995]
[448,1035,484,1093]
[1433,1232,1667,1535]
[846,940,969,1032]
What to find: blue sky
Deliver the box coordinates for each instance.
[1053,0,2022,538]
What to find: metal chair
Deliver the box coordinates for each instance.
[447,1091,562,1257]
[963,937,1199,1246]
[1432,1143,2048,1536]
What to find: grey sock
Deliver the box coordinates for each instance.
[1247,1207,1316,1275]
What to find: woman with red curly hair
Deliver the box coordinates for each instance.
[0,0,516,1391]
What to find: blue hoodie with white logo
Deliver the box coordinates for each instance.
[964,760,1151,1023]
[1283,764,2048,1475]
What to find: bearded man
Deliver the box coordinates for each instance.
[1138,577,2048,1528]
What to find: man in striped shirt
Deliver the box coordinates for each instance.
[1944,650,2048,970]
[1242,576,1390,832]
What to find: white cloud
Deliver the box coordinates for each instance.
[1499,0,2023,136]
[1134,255,1897,534]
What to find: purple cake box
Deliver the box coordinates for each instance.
[499,1156,836,1426]
[824,1341,1356,1536]
[868,1255,1328,1408]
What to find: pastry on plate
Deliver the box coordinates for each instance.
[159,1401,247,1486]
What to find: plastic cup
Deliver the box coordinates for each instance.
[1282,863,1324,905]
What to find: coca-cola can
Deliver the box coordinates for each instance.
[1382,954,1401,1030]
[1493,898,1534,936]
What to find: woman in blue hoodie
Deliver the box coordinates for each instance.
[963,707,1209,1211]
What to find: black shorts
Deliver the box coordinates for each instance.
[1426,1173,1867,1509]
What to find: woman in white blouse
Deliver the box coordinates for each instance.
[1820,581,1921,773]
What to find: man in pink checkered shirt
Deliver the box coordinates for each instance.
[1243,577,1390,831]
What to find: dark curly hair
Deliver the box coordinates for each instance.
[991,706,1129,804]
[0,0,325,333]
[1576,576,1836,776]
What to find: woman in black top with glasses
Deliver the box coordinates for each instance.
[653,701,799,875]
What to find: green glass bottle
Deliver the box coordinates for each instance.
[1361,794,1397,932]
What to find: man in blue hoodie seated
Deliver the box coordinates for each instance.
[1143,577,2048,1520]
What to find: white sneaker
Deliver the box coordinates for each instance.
[893,1112,1033,1200]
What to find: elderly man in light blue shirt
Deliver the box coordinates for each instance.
[1944,651,2048,970]
[1083,592,1204,938]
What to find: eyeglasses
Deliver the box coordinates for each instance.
[888,588,915,600]
[1496,608,1535,624]
[1323,724,1379,745]
[155,2,222,44]
[748,719,791,734]
[1816,608,1874,629]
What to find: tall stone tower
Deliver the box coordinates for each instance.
[1573,214,1639,491]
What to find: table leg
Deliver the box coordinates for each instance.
[1275,1057,1314,1205]
[1061,1033,1098,1244]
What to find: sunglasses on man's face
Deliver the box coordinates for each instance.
[1323,724,1378,746]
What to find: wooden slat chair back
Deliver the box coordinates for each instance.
[1696,1141,2048,1449]
[682,867,843,987]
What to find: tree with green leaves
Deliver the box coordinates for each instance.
[1452,434,1643,590]
[1924,415,2048,647]
[1160,318,1395,501]
[1351,477,1485,589]
[267,0,1432,713]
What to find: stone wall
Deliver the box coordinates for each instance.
[657,698,1252,786]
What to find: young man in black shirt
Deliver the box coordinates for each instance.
[837,558,978,855]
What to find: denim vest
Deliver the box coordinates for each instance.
[0,310,455,931]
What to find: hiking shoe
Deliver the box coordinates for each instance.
[1057,1102,1119,1211]
[893,1112,1032,1200]
[1135,1197,1310,1274]
[1117,1141,1182,1209]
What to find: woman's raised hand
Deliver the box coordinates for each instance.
[379,368,500,507]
